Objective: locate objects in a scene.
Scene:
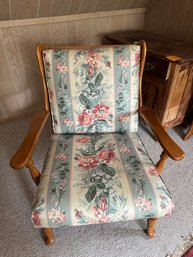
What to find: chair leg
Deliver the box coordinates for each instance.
[156,151,169,174]
[42,228,54,246]
[147,218,157,238]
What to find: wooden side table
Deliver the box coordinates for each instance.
[104,30,193,131]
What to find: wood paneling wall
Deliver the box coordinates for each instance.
[144,0,193,43]
[0,9,145,121]
[0,0,150,21]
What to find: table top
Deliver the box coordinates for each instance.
[105,30,193,64]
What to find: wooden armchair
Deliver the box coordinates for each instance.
[10,41,184,245]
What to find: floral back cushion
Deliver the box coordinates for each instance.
[43,45,140,133]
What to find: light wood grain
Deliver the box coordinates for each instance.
[79,0,95,14]
[0,0,152,21]
[0,0,10,21]
[167,0,189,39]
[11,25,43,107]
[144,0,193,43]
[67,0,81,15]
[38,0,52,18]
[0,28,21,118]
[94,0,119,12]
[124,13,144,30]
[76,19,91,44]
[51,0,69,16]
[50,22,69,44]
[0,27,27,107]
[38,24,53,44]
[10,0,39,19]
[67,20,77,44]
[111,15,125,32]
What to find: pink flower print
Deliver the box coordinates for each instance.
[78,111,93,126]
[75,208,83,219]
[78,156,99,169]
[63,117,73,126]
[48,208,66,223]
[164,201,174,216]
[136,197,152,212]
[55,153,68,161]
[149,167,159,176]
[32,211,41,226]
[120,146,131,155]
[97,214,111,223]
[119,113,129,122]
[75,136,91,143]
[49,89,54,103]
[56,62,68,73]
[118,56,130,68]
[98,149,115,162]
[135,50,140,66]
[92,104,110,120]
[86,50,102,76]
[88,66,94,76]
[87,50,101,62]
[92,206,99,215]
[99,197,108,211]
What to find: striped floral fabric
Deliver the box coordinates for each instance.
[42,45,140,133]
[32,133,174,228]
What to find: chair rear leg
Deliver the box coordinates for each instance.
[42,228,54,245]
[147,218,157,238]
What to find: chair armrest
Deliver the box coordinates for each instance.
[139,106,185,160]
[10,110,50,169]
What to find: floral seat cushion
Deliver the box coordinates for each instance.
[32,133,174,228]
[43,45,140,133]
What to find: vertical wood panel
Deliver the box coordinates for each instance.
[115,0,135,10]
[50,22,69,44]
[124,13,144,30]
[38,0,52,17]
[0,0,10,21]
[166,0,189,39]
[179,0,193,42]
[94,0,119,12]
[145,0,172,36]
[144,0,193,43]
[76,19,91,44]
[38,24,52,44]
[0,28,27,107]
[79,0,96,14]
[10,0,39,19]
[11,25,43,107]
[111,15,125,33]
[67,0,82,15]
[51,0,70,16]
[67,20,77,44]
[0,28,22,117]
[90,16,111,44]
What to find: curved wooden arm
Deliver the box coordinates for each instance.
[139,106,185,160]
[10,110,50,169]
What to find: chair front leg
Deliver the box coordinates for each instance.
[156,151,169,174]
[146,151,169,238]
[26,158,41,185]
[147,218,157,238]
[42,228,54,246]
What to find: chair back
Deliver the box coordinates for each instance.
[37,42,146,133]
